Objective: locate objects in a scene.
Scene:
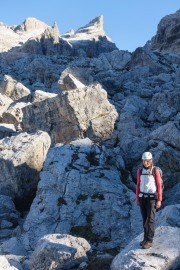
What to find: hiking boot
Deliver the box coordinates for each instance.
[142,241,153,249]
[140,239,146,246]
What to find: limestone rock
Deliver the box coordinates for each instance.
[147,142,180,190]
[111,226,180,270]
[58,67,94,89]
[1,102,31,130]
[156,204,180,228]
[75,16,106,38]
[62,29,75,38]
[62,16,117,57]
[151,90,180,123]
[22,139,141,251]
[0,196,20,244]
[0,94,13,117]
[0,131,51,198]
[14,17,49,33]
[41,21,60,45]
[163,183,180,207]
[150,122,180,150]
[58,73,85,91]
[21,84,118,144]
[146,9,180,52]
[0,124,16,139]
[99,50,132,70]
[0,75,31,102]
[32,90,57,103]
[127,47,168,74]
[0,256,20,269]
[30,234,91,270]
[0,237,27,256]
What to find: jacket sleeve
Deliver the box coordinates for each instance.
[155,168,162,201]
[136,169,141,200]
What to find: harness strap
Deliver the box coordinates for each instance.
[139,192,157,198]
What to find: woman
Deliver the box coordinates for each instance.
[136,152,162,249]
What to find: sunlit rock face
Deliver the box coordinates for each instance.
[22,138,141,251]
[21,84,118,144]
[0,131,51,199]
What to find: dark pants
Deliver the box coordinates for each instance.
[139,197,156,242]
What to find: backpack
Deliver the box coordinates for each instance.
[140,166,164,192]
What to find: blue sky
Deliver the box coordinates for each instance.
[0,0,179,52]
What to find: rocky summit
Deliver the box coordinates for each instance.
[0,9,179,270]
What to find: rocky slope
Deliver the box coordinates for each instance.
[0,9,179,270]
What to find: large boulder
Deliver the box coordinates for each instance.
[30,234,91,270]
[22,138,141,251]
[156,204,180,228]
[21,84,118,144]
[0,131,51,199]
[58,67,94,90]
[111,226,180,270]
[0,75,31,102]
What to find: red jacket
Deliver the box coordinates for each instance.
[136,167,163,201]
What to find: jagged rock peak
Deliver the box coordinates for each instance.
[14,17,49,33]
[76,15,105,36]
[145,9,180,52]
[42,21,60,44]
[63,29,75,38]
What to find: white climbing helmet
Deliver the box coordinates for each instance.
[142,152,153,160]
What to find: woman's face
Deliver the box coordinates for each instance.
[142,159,152,168]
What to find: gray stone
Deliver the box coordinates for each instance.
[21,84,118,144]
[150,122,180,150]
[1,75,31,102]
[0,131,51,198]
[0,237,27,256]
[146,9,180,52]
[30,234,91,270]
[0,94,13,117]
[156,204,180,228]
[22,139,140,251]
[111,226,180,270]
[0,256,20,269]
[1,220,13,229]
[0,124,16,139]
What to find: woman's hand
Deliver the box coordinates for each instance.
[156,200,161,209]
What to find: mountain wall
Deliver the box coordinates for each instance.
[0,10,179,270]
